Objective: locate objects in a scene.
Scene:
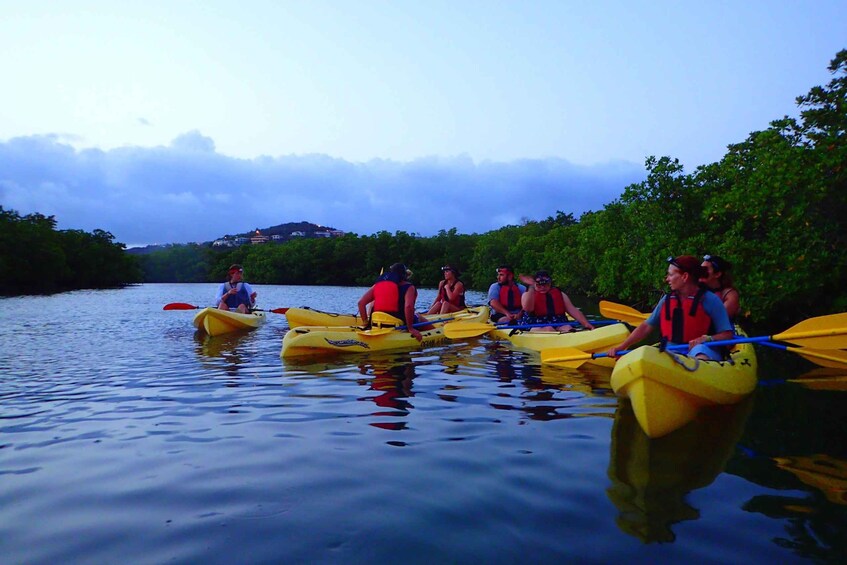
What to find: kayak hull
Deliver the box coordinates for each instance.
[610,332,757,438]
[285,306,482,329]
[193,307,266,337]
[281,307,489,358]
[492,323,631,367]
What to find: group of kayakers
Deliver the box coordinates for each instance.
[215,253,740,360]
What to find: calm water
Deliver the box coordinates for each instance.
[1,284,845,564]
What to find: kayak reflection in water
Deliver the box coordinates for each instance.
[607,255,733,360]
[357,262,432,342]
[215,264,257,313]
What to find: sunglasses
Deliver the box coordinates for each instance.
[534,278,552,285]
[703,254,721,271]
[441,266,453,272]
[666,256,682,270]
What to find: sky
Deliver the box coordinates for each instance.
[1,1,844,247]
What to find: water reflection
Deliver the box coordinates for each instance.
[193,330,253,378]
[484,346,616,422]
[356,355,417,431]
[725,381,847,561]
[789,368,847,391]
[606,398,751,543]
[772,454,847,505]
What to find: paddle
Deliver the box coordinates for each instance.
[756,342,847,369]
[541,343,847,369]
[598,300,649,326]
[443,319,620,339]
[357,317,455,337]
[163,303,288,314]
[541,312,847,368]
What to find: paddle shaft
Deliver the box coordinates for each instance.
[397,317,455,330]
[494,319,619,330]
[163,302,286,314]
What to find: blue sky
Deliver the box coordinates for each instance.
[1,1,844,246]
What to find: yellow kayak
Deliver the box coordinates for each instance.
[492,323,631,367]
[610,331,757,438]
[281,307,489,358]
[285,306,482,329]
[193,307,266,337]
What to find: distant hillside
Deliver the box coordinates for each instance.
[126,221,341,255]
[230,220,338,239]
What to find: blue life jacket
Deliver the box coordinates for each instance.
[224,282,252,309]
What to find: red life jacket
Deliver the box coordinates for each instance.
[531,288,567,317]
[659,289,712,343]
[498,283,522,311]
[373,280,408,318]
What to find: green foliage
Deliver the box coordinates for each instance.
[0,207,141,295]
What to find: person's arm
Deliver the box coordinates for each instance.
[518,274,535,287]
[607,321,655,357]
[444,281,464,304]
[405,286,422,341]
[562,292,594,330]
[723,288,740,320]
[689,293,735,348]
[214,283,226,305]
[357,287,375,324]
[520,287,535,313]
[431,280,446,308]
[244,282,257,305]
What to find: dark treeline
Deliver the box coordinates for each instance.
[139,50,846,328]
[0,207,142,295]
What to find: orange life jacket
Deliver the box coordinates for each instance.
[373,280,409,318]
[498,283,522,311]
[531,288,567,317]
[659,289,712,343]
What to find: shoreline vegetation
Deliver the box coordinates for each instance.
[3,50,845,329]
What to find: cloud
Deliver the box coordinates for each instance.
[0,132,645,247]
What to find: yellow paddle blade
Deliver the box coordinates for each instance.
[598,300,649,326]
[788,346,847,369]
[540,347,595,368]
[443,321,495,339]
[357,327,394,337]
[370,312,404,327]
[774,312,847,348]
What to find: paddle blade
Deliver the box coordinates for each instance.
[163,303,200,310]
[540,347,595,368]
[788,347,847,369]
[371,312,404,326]
[598,301,649,326]
[443,322,495,339]
[269,308,289,314]
[357,327,394,337]
[775,313,847,348]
